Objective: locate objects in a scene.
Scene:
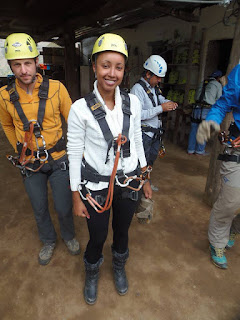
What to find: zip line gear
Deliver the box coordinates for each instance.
[85,89,131,163]
[216,122,240,163]
[6,76,66,171]
[84,134,127,213]
[92,33,128,60]
[143,55,167,77]
[79,134,152,213]
[137,80,162,108]
[7,76,49,131]
[5,33,39,60]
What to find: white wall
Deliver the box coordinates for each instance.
[111,4,236,87]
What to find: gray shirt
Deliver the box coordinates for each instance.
[195,77,222,105]
[130,77,169,138]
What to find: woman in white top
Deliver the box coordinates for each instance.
[67,33,152,305]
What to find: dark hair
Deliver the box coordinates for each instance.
[142,69,154,78]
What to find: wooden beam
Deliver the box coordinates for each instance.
[63,26,80,102]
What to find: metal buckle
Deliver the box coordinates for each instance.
[128,190,138,201]
[36,149,48,162]
[60,161,67,170]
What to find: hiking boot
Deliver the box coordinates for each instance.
[226,231,237,250]
[64,238,80,255]
[38,242,56,265]
[151,184,159,192]
[209,244,227,269]
[84,256,104,305]
[112,248,129,295]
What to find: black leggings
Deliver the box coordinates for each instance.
[82,183,140,264]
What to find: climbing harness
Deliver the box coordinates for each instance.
[218,122,240,163]
[6,76,66,172]
[79,91,152,212]
[137,80,165,155]
[85,89,131,163]
[137,80,161,108]
[191,79,212,123]
[79,134,152,213]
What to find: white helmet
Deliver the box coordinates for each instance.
[143,55,167,77]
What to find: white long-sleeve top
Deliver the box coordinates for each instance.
[67,81,147,191]
[131,77,170,138]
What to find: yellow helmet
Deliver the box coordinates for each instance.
[4,33,39,60]
[92,33,128,60]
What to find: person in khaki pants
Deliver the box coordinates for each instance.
[197,64,240,269]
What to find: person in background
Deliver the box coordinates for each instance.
[187,70,223,156]
[131,55,178,191]
[196,64,240,269]
[0,33,80,266]
[67,33,152,305]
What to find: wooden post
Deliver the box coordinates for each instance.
[183,25,196,107]
[204,7,240,206]
[198,28,207,83]
[63,26,80,102]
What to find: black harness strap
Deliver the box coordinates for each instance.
[218,154,240,163]
[120,89,131,158]
[7,76,50,131]
[7,80,30,131]
[84,90,132,162]
[17,136,66,158]
[81,158,140,183]
[137,80,157,107]
[37,76,49,129]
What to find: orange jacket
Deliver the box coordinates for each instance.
[0,73,72,160]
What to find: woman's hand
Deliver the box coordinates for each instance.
[72,191,90,219]
[143,180,152,199]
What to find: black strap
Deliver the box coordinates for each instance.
[120,89,131,158]
[137,80,156,107]
[6,76,49,131]
[229,122,240,139]
[37,76,49,128]
[7,79,30,131]
[17,136,66,157]
[141,125,160,134]
[154,85,162,105]
[81,158,139,183]
[84,90,131,162]
[218,153,240,163]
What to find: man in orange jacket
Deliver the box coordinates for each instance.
[0,33,80,265]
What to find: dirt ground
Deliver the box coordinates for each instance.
[1,127,240,320]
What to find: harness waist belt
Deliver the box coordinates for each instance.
[218,153,240,163]
[17,136,66,158]
[81,158,140,183]
[141,126,161,134]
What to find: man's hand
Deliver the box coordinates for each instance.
[161,101,178,112]
[196,120,220,144]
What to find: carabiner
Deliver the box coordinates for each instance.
[36,149,48,162]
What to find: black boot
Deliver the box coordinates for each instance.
[112,248,129,295]
[84,256,103,305]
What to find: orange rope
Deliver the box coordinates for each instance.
[86,134,127,213]
[19,122,35,165]
[19,122,45,172]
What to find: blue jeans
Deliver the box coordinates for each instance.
[142,132,160,166]
[188,107,210,154]
[187,122,206,154]
[22,155,75,244]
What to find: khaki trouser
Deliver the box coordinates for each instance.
[208,150,240,248]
